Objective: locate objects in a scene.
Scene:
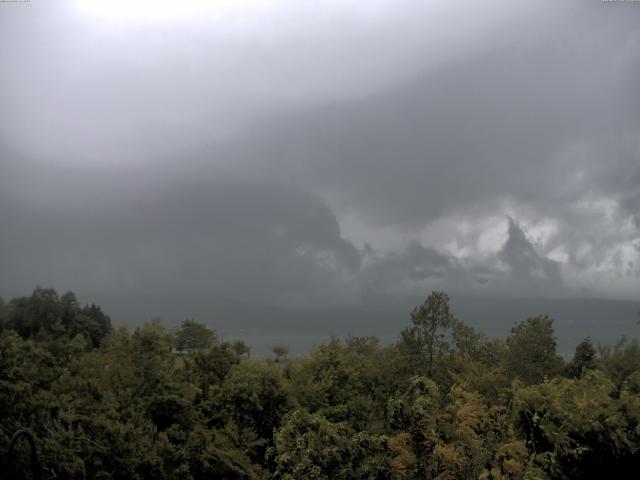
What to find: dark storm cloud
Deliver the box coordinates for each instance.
[221,1,640,298]
[0,161,360,306]
[1,1,639,304]
[358,242,453,303]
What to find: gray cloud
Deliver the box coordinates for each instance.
[496,218,564,297]
[357,218,569,303]
[0,163,360,301]
[1,1,639,304]
[0,166,361,306]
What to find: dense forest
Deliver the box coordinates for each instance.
[1,288,640,479]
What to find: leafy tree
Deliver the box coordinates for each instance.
[231,340,251,358]
[4,287,111,347]
[506,315,564,385]
[513,370,640,478]
[7,287,64,339]
[399,291,456,381]
[79,302,112,347]
[272,344,290,362]
[598,336,640,387]
[128,320,192,433]
[288,337,385,430]
[184,342,240,399]
[271,410,390,479]
[1,287,639,479]
[386,376,442,478]
[174,318,217,352]
[566,336,597,379]
[387,375,533,480]
[450,360,511,406]
[210,361,291,441]
[346,335,381,355]
[483,440,532,480]
[182,424,264,479]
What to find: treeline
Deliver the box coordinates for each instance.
[1,288,640,479]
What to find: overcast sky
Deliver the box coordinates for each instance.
[1,0,639,307]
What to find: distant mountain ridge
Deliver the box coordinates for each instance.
[77,293,640,357]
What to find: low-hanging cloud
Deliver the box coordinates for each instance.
[1,0,639,304]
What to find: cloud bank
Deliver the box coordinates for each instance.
[1,0,639,305]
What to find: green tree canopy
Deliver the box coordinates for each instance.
[174,318,217,352]
[566,336,597,379]
[4,287,112,347]
[399,291,456,378]
[271,344,290,362]
[506,315,564,385]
